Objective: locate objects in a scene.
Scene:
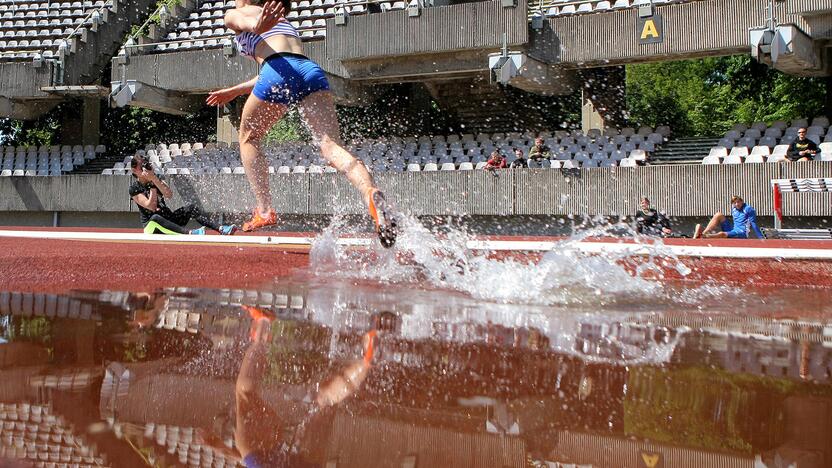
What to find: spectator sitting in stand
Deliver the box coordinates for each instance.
[510,148,528,168]
[528,137,551,163]
[634,197,672,237]
[786,128,819,162]
[484,150,507,171]
[693,195,764,239]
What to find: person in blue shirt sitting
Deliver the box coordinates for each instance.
[693,195,765,239]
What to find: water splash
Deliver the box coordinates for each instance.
[309,214,712,306]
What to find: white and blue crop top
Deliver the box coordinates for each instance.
[235,20,300,58]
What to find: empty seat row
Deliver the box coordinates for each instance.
[539,0,680,17]
[0,0,112,60]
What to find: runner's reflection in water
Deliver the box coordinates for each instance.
[201,306,378,467]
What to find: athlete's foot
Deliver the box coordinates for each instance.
[242,209,277,232]
[693,224,703,239]
[367,189,398,248]
[243,305,275,342]
[190,227,206,235]
[219,224,238,235]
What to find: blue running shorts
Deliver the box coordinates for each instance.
[252,52,330,106]
[720,220,747,239]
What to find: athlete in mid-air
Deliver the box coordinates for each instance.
[206,0,398,247]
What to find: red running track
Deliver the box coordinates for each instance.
[0,232,310,293]
[1,227,831,292]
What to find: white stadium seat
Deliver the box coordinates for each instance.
[745,154,767,163]
[729,146,749,157]
[723,155,743,164]
[749,146,770,156]
[708,147,728,158]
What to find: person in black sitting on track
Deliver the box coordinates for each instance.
[634,197,672,237]
[129,156,237,235]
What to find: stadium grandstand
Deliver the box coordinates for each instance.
[0,0,830,228]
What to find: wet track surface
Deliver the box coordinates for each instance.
[1,274,831,468]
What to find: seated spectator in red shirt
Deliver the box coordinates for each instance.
[484,150,507,171]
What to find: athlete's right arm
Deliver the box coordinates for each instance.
[206,76,259,106]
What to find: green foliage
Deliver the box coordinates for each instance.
[626,55,828,136]
[0,102,77,147]
[264,108,310,145]
[623,365,797,453]
[266,319,331,384]
[337,84,460,140]
[4,317,53,344]
[101,105,217,158]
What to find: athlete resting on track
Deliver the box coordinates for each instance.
[206,0,398,247]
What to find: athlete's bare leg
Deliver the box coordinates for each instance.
[239,93,288,215]
[298,90,376,206]
[315,331,376,408]
[234,317,281,459]
[694,211,729,238]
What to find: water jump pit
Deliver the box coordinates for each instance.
[1,220,831,467]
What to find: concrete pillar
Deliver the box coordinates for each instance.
[581,90,604,134]
[81,97,101,146]
[826,75,832,117]
[216,101,240,145]
[579,66,626,133]
[60,101,83,145]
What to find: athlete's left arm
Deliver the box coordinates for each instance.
[224,2,284,35]
[747,207,764,239]
[147,171,173,199]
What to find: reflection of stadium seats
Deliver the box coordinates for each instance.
[0,402,110,466]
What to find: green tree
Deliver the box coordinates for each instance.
[626,55,828,137]
[100,105,216,158]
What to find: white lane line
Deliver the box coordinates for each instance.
[0,230,830,259]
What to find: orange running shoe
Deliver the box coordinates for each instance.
[363,329,379,365]
[242,209,277,232]
[243,305,275,341]
[367,189,398,248]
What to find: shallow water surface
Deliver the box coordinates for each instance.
[0,273,831,468]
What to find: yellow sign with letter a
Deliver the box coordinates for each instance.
[637,13,664,44]
[639,450,663,468]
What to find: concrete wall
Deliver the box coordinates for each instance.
[540,0,828,67]
[0,164,829,222]
[326,0,529,61]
